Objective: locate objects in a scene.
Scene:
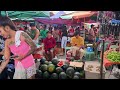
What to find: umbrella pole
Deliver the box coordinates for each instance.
[100,39,105,79]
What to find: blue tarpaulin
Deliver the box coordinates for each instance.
[110,19,120,24]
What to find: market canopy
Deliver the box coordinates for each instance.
[50,11,65,19]
[34,18,72,25]
[6,11,50,20]
[60,11,97,19]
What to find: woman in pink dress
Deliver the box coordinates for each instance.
[0,16,37,79]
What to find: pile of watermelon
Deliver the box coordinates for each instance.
[35,58,85,79]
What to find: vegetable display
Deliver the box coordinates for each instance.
[107,51,120,62]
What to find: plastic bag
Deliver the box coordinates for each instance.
[112,65,120,79]
[13,61,26,79]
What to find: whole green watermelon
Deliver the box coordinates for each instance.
[43,71,50,79]
[50,73,58,79]
[40,58,46,64]
[66,67,75,79]
[74,72,80,78]
[56,67,63,74]
[59,72,67,79]
[47,64,55,73]
[51,58,59,66]
[48,61,52,64]
[73,75,79,79]
[35,70,43,79]
[44,61,49,65]
[40,64,48,72]
[62,64,69,71]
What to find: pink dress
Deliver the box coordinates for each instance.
[9,40,36,79]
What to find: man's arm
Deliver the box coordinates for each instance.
[21,32,37,58]
[0,40,10,73]
[52,38,56,48]
[33,29,40,40]
[70,37,76,46]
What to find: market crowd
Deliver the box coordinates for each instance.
[0,16,118,79]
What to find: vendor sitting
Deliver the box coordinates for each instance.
[43,32,56,61]
[70,32,85,60]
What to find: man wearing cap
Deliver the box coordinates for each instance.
[29,23,40,44]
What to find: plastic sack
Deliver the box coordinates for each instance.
[112,65,120,79]
[13,61,26,79]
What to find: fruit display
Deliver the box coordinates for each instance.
[35,57,85,79]
[106,51,120,62]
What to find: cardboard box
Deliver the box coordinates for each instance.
[70,62,83,68]
[84,61,106,79]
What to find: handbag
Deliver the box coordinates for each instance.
[13,61,26,79]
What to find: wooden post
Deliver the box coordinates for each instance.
[100,39,105,79]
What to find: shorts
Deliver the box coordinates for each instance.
[25,64,36,79]
[14,63,36,79]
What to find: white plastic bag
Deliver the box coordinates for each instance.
[13,61,26,79]
[112,65,120,79]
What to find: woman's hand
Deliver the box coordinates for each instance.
[13,55,24,61]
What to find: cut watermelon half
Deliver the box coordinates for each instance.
[57,61,64,67]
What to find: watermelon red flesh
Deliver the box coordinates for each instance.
[57,61,64,67]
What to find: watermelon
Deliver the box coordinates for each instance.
[73,75,79,79]
[47,64,55,73]
[40,64,48,72]
[51,58,59,66]
[75,67,84,72]
[66,67,75,79]
[48,61,52,64]
[56,67,63,74]
[40,58,46,64]
[35,70,43,79]
[74,72,80,78]
[80,71,85,78]
[50,73,58,79]
[62,64,69,71]
[59,72,67,79]
[45,61,49,65]
[43,71,50,79]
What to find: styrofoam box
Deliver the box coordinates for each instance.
[84,61,106,79]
